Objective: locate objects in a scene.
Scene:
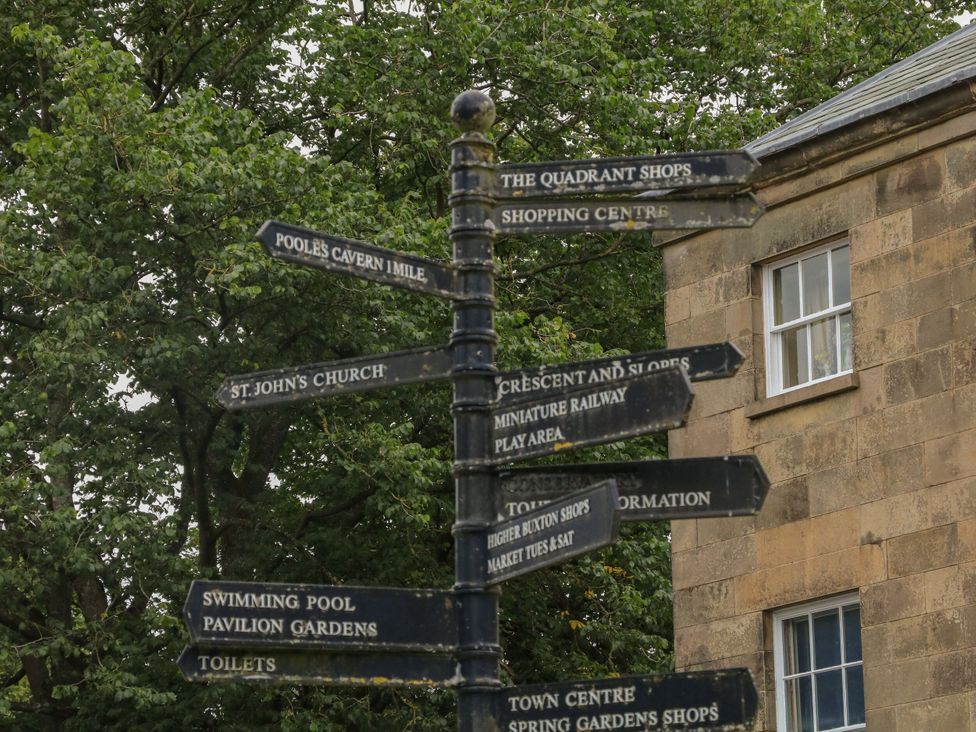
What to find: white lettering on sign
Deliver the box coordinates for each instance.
[202,616,284,635]
[495,356,690,399]
[197,654,277,673]
[619,491,711,511]
[591,203,669,223]
[202,590,300,609]
[500,207,590,225]
[229,363,389,400]
[487,498,590,577]
[289,619,378,638]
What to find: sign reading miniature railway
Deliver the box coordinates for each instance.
[183,581,457,651]
[493,195,764,235]
[178,646,458,688]
[496,669,759,731]
[486,481,619,585]
[497,456,770,522]
[495,151,759,198]
[257,220,459,299]
[490,366,693,464]
[216,345,452,409]
[495,342,743,404]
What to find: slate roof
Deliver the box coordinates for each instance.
[747,21,976,158]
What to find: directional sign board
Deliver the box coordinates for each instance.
[490,366,693,464]
[495,342,743,404]
[496,669,758,731]
[184,581,457,652]
[497,456,770,522]
[493,194,764,235]
[179,646,458,688]
[495,151,759,198]
[486,480,619,585]
[257,220,458,299]
[216,345,452,410]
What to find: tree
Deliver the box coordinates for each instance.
[1,2,971,729]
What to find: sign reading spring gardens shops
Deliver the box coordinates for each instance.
[215,345,452,409]
[497,456,770,523]
[494,342,744,405]
[183,581,457,652]
[495,151,759,198]
[490,366,693,464]
[257,220,459,299]
[485,481,619,585]
[496,669,759,731]
[492,195,764,236]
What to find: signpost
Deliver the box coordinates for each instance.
[216,345,453,409]
[497,456,770,522]
[495,151,759,198]
[490,366,693,464]
[496,669,759,731]
[495,342,744,404]
[486,480,619,585]
[184,581,457,652]
[187,90,768,731]
[493,195,764,235]
[257,220,459,299]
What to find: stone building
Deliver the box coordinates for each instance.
[664,23,976,731]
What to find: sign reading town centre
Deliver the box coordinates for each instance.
[496,669,759,731]
[184,580,457,652]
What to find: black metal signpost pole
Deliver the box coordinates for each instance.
[449,90,500,731]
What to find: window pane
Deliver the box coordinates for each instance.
[802,252,829,315]
[843,606,861,662]
[839,312,852,372]
[774,262,800,324]
[813,610,841,668]
[786,676,815,732]
[781,326,809,389]
[810,317,838,380]
[846,665,865,725]
[787,617,812,674]
[815,670,844,730]
[831,246,850,306]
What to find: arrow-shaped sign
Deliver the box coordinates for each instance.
[216,345,452,409]
[496,669,759,731]
[257,220,459,299]
[183,581,457,652]
[490,366,693,464]
[497,456,770,522]
[493,194,764,235]
[178,646,458,688]
[486,480,619,585]
[495,342,743,404]
[496,151,759,198]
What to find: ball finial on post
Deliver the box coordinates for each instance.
[451,90,496,134]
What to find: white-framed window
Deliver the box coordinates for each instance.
[773,594,864,732]
[763,240,852,397]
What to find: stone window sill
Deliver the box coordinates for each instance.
[745,372,859,419]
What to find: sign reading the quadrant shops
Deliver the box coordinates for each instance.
[257,220,459,299]
[216,345,452,409]
[495,151,759,198]
[490,366,693,464]
[486,481,619,585]
[495,342,743,404]
[496,669,759,731]
[493,195,764,235]
[183,581,457,652]
[178,646,458,688]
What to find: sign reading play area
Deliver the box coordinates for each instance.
[486,481,619,585]
[496,669,759,731]
[490,366,693,464]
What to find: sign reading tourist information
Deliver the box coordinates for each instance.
[490,366,693,464]
[184,581,456,652]
[495,151,759,198]
[495,342,743,404]
[497,456,770,522]
[178,646,458,688]
[496,669,759,731]
[493,195,764,235]
[216,345,453,409]
[257,220,458,299]
[486,481,619,585]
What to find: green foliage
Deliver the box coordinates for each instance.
[0,2,971,728]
